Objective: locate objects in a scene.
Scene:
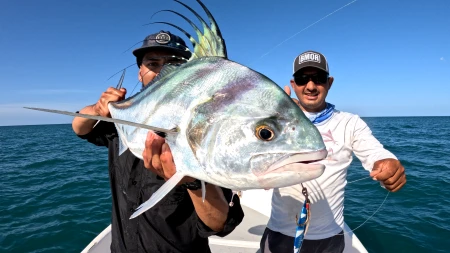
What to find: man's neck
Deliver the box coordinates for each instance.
[301,103,335,124]
[301,104,327,113]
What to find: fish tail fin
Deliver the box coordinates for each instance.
[130,171,185,219]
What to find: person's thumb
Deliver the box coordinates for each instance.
[370,166,382,180]
[284,85,291,96]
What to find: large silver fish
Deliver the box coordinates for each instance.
[25,0,327,219]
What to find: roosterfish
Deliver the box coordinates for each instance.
[25,0,327,219]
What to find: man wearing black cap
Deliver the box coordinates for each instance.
[260,51,406,253]
[72,31,244,253]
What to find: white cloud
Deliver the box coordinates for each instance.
[440,57,445,61]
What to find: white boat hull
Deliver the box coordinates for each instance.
[82,189,367,253]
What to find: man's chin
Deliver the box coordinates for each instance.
[300,101,325,112]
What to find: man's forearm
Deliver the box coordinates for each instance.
[188,184,229,232]
[72,104,99,135]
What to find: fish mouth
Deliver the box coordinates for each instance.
[264,148,328,175]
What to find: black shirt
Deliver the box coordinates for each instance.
[78,121,244,253]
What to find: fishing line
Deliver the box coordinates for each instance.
[106,63,136,82]
[304,190,390,236]
[291,175,371,197]
[122,40,146,55]
[103,62,142,97]
[129,63,176,97]
[108,0,358,93]
[250,0,358,65]
[125,68,156,97]
[347,176,370,184]
[341,191,390,235]
[108,54,188,97]
[298,175,391,236]
[104,65,155,99]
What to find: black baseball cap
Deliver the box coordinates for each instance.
[132,30,192,66]
[293,50,329,76]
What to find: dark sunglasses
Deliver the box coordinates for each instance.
[294,72,329,86]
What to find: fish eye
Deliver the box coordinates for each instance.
[256,126,275,141]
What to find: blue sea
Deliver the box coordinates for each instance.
[1,117,449,253]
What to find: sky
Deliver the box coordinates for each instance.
[0,0,449,126]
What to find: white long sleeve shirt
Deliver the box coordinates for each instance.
[267,110,397,240]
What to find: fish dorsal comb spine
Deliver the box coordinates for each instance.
[151,0,227,60]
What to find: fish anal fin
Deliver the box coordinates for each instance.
[118,136,128,156]
[130,171,185,219]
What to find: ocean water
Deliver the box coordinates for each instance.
[1,117,449,253]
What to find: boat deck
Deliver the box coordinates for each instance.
[210,205,265,253]
[82,189,367,253]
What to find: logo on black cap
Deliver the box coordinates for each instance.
[155,32,171,44]
[299,52,321,64]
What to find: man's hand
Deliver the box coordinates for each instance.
[142,131,230,232]
[93,87,127,117]
[72,87,126,135]
[284,85,300,106]
[142,131,194,184]
[370,158,406,192]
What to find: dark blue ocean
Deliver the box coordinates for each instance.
[1,117,449,253]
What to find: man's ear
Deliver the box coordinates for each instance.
[328,76,334,90]
[290,79,296,87]
[138,70,143,83]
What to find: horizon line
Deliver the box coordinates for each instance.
[1,115,449,127]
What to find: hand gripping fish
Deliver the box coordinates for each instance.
[25,0,327,219]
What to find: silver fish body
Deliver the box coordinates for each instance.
[110,56,327,190]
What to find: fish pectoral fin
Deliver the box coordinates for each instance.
[129,171,185,219]
[23,107,178,135]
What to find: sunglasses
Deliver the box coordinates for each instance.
[294,72,329,86]
[142,56,187,68]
